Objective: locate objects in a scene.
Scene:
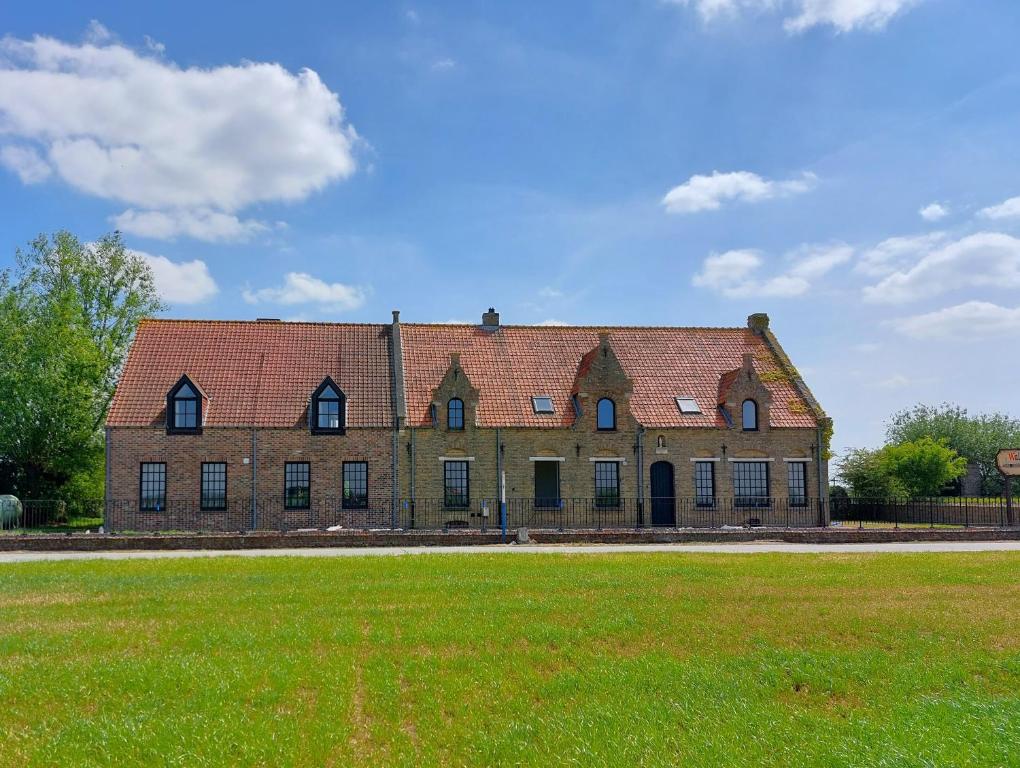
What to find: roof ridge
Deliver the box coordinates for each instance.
[402,323,748,331]
[139,318,389,328]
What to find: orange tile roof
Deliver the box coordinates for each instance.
[400,324,818,429]
[107,320,393,428]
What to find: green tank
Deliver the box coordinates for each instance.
[0,495,23,528]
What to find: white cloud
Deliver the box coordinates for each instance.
[662,170,815,214]
[892,301,1020,340]
[0,28,359,240]
[431,58,456,72]
[112,208,269,243]
[667,0,922,32]
[692,242,850,298]
[978,196,1020,221]
[536,318,569,326]
[0,144,51,183]
[875,373,910,388]
[918,202,948,222]
[133,250,218,304]
[863,232,1020,304]
[855,232,947,278]
[243,272,367,312]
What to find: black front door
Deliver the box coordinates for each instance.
[650,461,675,526]
[534,461,560,508]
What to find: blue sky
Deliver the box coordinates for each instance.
[2,0,1020,456]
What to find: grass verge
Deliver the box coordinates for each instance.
[1,552,1018,767]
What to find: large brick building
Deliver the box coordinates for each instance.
[105,309,830,531]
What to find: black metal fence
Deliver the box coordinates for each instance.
[1,495,1016,533]
[830,497,1017,528]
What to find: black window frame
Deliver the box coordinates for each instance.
[742,399,759,432]
[694,461,716,508]
[594,461,621,508]
[443,460,470,509]
[447,398,465,431]
[596,398,616,431]
[139,462,166,511]
[284,462,311,510]
[531,396,555,414]
[310,377,346,435]
[166,375,202,435]
[342,461,369,510]
[733,461,770,508]
[787,461,808,507]
[200,462,228,511]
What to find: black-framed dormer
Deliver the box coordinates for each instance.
[166,374,204,435]
[310,376,346,434]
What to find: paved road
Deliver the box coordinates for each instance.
[2,540,1020,563]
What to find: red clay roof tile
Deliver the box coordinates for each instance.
[400,324,817,429]
[107,320,393,428]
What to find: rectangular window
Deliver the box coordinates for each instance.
[733,461,769,507]
[594,461,620,508]
[676,397,702,414]
[318,399,340,429]
[200,462,227,510]
[787,462,807,507]
[534,461,560,508]
[285,462,311,509]
[532,396,554,414]
[174,398,197,429]
[139,463,166,511]
[694,461,715,507]
[343,461,368,509]
[444,461,469,508]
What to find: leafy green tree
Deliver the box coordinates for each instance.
[0,231,164,499]
[886,403,1020,494]
[838,438,967,499]
[837,448,907,499]
[877,437,968,498]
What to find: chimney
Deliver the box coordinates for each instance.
[481,307,500,328]
[747,313,770,335]
[392,309,400,324]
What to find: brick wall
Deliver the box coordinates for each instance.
[107,426,394,531]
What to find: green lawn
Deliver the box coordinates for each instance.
[1,553,1019,767]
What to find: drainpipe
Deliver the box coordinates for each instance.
[636,426,645,527]
[496,427,504,540]
[103,427,111,532]
[391,426,399,529]
[410,427,416,528]
[816,425,825,527]
[251,428,258,530]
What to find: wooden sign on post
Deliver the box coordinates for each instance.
[997,449,1020,527]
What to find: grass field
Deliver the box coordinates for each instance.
[1,553,1019,767]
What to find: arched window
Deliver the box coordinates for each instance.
[448,398,465,430]
[742,399,758,431]
[311,377,345,434]
[166,375,201,434]
[597,398,616,431]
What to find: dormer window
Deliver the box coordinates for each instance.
[166,375,202,434]
[742,399,758,431]
[532,396,554,414]
[311,377,346,434]
[596,398,616,431]
[448,398,465,430]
